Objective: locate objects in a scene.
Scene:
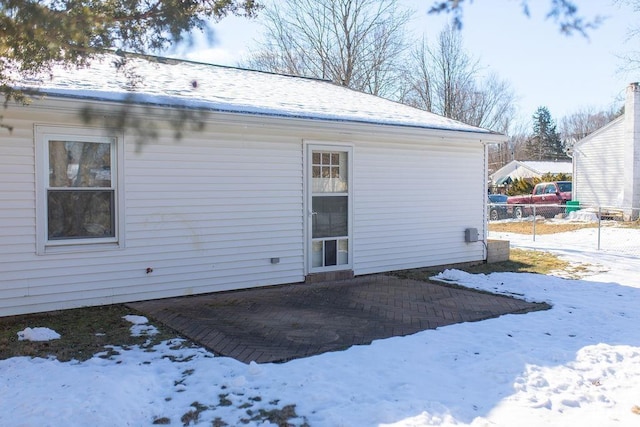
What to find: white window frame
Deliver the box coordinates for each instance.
[35,125,125,254]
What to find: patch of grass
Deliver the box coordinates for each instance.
[212,418,228,427]
[243,404,309,427]
[218,394,233,407]
[462,248,570,275]
[180,402,209,426]
[0,304,178,361]
[163,353,197,363]
[394,248,569,280]
[489,221,597,235]
[618,220,640,229]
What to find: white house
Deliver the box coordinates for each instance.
[489,160,572,188]
[572,82,639,218]
[0,54,506,316]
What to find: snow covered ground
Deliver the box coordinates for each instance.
[2,226,640,426]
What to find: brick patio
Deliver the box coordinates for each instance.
[129,274,547,364]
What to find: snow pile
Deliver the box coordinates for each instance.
[122,315,158,337]
[17,327,61,342]
[566,209,599,222]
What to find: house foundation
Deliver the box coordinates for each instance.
[487,239,510,263]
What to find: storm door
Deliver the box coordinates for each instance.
[307,145,352,273]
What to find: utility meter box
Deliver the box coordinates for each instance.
[464,228,479,243]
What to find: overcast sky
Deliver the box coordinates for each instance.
[180,0,639,131]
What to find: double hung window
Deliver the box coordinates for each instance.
[37,126,121,253]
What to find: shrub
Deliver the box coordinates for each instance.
[507,173,572,196]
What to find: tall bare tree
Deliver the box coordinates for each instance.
[241,0,411,98]
[614,0,640,71]
[401,26,517,133]
[487,119,531,174]
[559,106,623,145]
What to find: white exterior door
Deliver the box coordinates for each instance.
[306,144,353,273]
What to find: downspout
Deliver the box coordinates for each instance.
[482,140,496,262]
[484,141,489,261]
[565,139,576,201]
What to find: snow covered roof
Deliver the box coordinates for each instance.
[518,161,573,175]
[490,160,572,185]
[17,53,501,136]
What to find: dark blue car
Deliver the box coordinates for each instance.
[488,194,508,221]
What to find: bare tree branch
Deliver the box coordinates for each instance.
[241,0,411,98]
[559,106,623,144]
[401,26,517,133]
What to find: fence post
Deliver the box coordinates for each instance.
[598,206,601,250]
[532,205,536,242]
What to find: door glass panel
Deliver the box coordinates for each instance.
[312,151,347,193]
[312,196,347,238]
[338,239,349,265]
[47,190,115,239]
[312,241,323,268]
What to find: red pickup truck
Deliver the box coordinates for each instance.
[507,181,572,218]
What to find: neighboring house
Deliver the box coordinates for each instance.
[0,54,506,316]
[490,160,572,188]
[572,82,639,219]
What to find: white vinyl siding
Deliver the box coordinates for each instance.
[123,136,304,297]
[0,117,36,262]
[0,108,305,316]
[353,141,486,275]
[574,120,625,207]
[0,98,491,316]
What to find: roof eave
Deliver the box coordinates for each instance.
[28,89,506,142]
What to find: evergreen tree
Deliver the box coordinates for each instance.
[526,106,565,161]
[0,0,261,134]
[0,0,260,103]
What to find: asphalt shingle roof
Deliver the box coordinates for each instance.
[20,53,500,135]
